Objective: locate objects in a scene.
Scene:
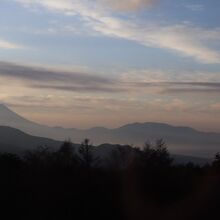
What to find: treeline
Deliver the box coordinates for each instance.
[0,139,220,220]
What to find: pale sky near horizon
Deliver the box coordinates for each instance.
[0,0,220,132]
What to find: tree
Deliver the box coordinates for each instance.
[24,146,52,168]
[55,139,79,168]
[78,139,100,169]
[141,139,173,168]
[212,152,220,170]
[154,138,173,166]
[108,145,134,170]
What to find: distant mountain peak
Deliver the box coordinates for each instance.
[118,122,197,132]
[0,103,10,110]
[119,122,173,129]
[0,104,31,124]
[0,103,21,112]
[0,104,15,114]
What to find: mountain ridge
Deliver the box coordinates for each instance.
[0,125,210,165]
[0,104,220,157]
[0,125,61,153]
[0,103,213,133]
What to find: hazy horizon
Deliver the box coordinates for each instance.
[1,0,220,132]
[0,103,219,136]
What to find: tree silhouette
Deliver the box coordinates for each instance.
[1,138,220,220]
[78,139,100,169]
[108,145,133,170]
[24,146,52,169]
[141,138,173,168]
[55,140,78,168]
[212,152,220,170]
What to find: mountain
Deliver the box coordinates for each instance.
[0,104,72,140]
[0,127,211,165]
[0,126,61,153]
[0,104,220,157]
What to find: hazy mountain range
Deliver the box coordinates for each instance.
[0,126,210,165]
[0,104,220,158]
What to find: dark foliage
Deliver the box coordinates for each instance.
[0,139,219,220]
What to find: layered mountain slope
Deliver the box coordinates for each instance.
[0,104,220,157]
[0,126,61,153]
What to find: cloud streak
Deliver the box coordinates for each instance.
[0,39,22,49]
[14,0,220,64]
[0,61,122,93]
[158,82,220,94]
[32,84,125,93]
[185,4,204,12]
[0,62,109,84]
[1,61,220,95]
[100,0,156,11]
[127,81,220,94]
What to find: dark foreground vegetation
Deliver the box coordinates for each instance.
[0,139,220,220]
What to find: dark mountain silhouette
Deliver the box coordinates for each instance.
[0,126,61,153]
[0,126,210,165]
[0,104,220,157]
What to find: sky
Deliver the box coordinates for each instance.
[0,0,220,132]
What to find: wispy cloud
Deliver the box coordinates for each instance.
[99,0,156,12]
[120,69,220,83]
[126,81,220,94]
[32,84,125,93]
[159,82,220,94]
[93,23,220,64]
[120,69,220,94]
[1,61,220,95]
[0,61,122,93]
[14,0,220,64]
[0,62,109,84]
[0,39,23,49]
[185,4,204,12]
